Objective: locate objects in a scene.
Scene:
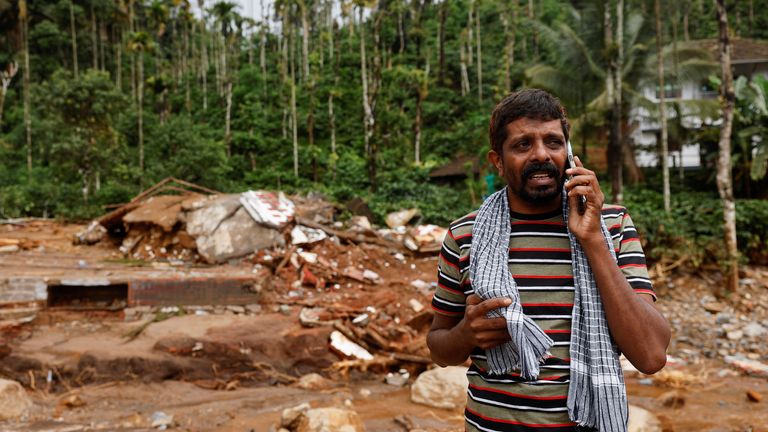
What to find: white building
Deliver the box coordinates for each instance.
[630,38,768,169]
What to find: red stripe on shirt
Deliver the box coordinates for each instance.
[465,406,577,427]
[522,303,574,307]
[469,384,568,400]
[620,263,646,269]
[544,329,571,334]
[509,247,572,252]
[511,221,565,226]
[437,282,463,295]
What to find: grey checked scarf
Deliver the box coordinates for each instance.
[469,187,628,431]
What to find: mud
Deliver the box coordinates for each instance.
[1,220,767,431]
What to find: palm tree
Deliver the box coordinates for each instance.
[127,31,155,176]
[525,3,714,200]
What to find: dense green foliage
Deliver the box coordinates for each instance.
[0,0,766,264]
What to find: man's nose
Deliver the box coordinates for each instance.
[530,140,550,161]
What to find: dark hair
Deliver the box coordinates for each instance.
[489,89,570,154]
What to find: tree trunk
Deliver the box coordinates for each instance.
[225,80,232,158]
[360,6,372,158]
[655,0,670,213]
[116,27,122,89]
[199,0,208,111]
[528,0,537,56]
[604,0,622,203]
[300,1,310,83]
[138,52,144,175]
[70,0,79,78]
[438,1,446,85]
[398,6,404,54]
[683,1,690,41]
[260,0,267,96]
[290,23,299,178]
[91,5,98,70]
[475,0,483,104]
[460,32,470,96]
[715,0,739,293]
[329,89,336,178]
[21,0,32,177]
[502,1,516,94]
[467,3,474,66]
[414,61,429,164]
[1,64,17,128]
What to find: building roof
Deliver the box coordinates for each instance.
[429,155,482,178]
[683,38,768,64]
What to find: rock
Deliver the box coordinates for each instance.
[0,379,32,420]
[0,245,20,254]
[150,411,174,429]
[281,403,311,429]
[408,299,424,313]
[296,373,333,391]
[658,390,685,408]
[703,301,726,313]
[385,369,410,387]
[746,390,762,403]
[628,405,662,432]
[295,407,365,432]
[726,330,744,340]
[724,355,768,378]
[410,366,468,410]
[742,322,766,338]
[715,313,734,324]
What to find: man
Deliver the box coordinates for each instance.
[427,89,670,432]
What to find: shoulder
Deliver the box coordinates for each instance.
[447,211,477,236]
[600,204,629,220]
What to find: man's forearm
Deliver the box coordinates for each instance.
[582,237,671,374]
[427,325,474,367]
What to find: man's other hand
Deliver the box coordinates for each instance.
[458,294,513,350]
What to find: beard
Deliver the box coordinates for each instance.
[513,161,566,204]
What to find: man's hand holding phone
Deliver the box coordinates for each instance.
[564,145,606,242]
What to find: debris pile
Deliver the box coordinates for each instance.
[77,178,447,266]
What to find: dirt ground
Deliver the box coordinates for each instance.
[1,221,767,431]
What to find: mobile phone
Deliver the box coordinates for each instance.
[567,141,587,215]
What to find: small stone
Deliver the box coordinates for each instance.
[281,403,311,428]
[742,322,766,338]
[726,330,743,340]
[359,388,371,398]
[296,373,333,391]
[150,411,174,429]
[638,378,654,386]
[703,302,726,313]
[385,369,410,387]
[715,313,733,324]
[746,390,762,403]
[225,305,246,314]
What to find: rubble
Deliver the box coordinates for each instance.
[280,405,365,432]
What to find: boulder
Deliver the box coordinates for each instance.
[628,404,662,432]
[0,379,32,420]
[296,408,365,432]
[410,366,468,410]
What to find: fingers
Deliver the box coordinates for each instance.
[574,155,584,168]
[472,297,512,315]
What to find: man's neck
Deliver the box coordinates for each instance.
[506,188,562,215]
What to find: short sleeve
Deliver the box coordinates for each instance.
[605,207,656,300]
[431,229,469,316]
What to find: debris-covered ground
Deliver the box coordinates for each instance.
[0,184,766,431]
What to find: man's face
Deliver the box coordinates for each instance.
[488,117,567,210]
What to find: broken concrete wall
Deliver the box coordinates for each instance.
[0,278,47,304]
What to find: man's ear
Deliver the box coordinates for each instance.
[487,149,503,176]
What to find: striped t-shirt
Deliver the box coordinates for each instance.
[432,205,655,432]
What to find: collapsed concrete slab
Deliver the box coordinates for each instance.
[185,194,285,264]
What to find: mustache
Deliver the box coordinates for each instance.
[521,162,560,180]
